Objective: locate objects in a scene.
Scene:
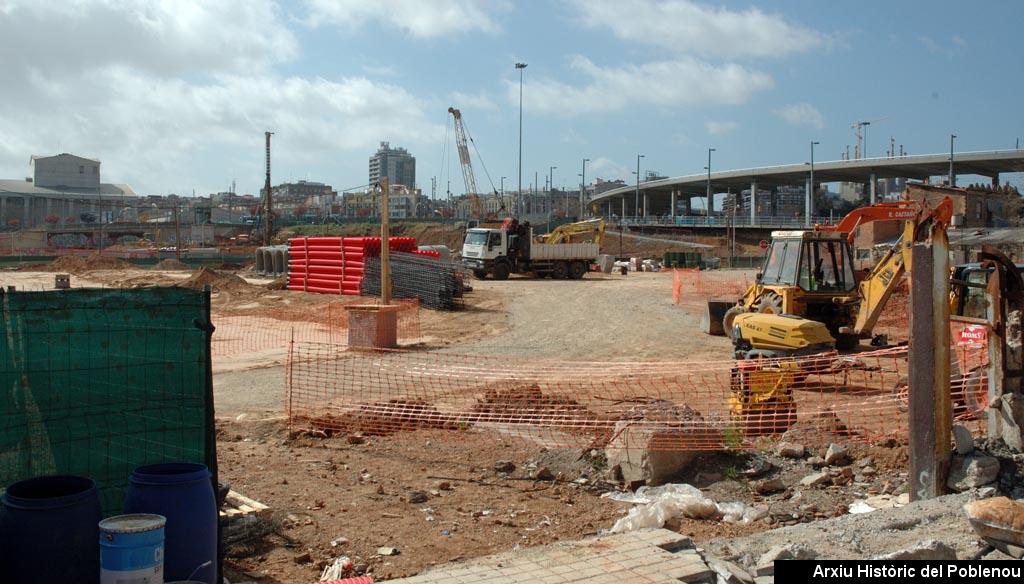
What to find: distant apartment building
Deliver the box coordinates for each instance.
[260,180,337,216]
[368,142,416,189]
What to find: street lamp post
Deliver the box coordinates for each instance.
[634,154,644,223]
[949,134,957,186]
[705,148,716,222]
[579,158,589,219]
[548,166,556,216]
[808,141,820,227]
[515,62,527,217]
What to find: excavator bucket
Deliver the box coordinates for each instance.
[703,299,734,335]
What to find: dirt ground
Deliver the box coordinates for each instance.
[2,261,918,581]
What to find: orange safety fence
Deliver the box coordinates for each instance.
[671,268,754,306]
[285,338,988,451]
[210,299,421,358]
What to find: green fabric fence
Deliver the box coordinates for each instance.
[0,287,216,516]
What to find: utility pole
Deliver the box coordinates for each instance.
[808,140,819,227]
[634,154,644,222]
[515,62,527,218]
[580,158,589,219]
[263,131,274,244]
[380,177,391,304]
[949,134,957,187]
[705,148,716,221]
[173,203,182,262]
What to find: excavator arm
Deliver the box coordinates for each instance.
[544,219,606,245]
[846,196,953,336]
[816,201,923,244]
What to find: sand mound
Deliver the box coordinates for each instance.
[39,254,132,274]
[265,276,288,290]
[176,267,250,291]
[153,258,189,271]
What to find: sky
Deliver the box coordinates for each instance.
[0,0,1021,197]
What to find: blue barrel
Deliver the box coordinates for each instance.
[123,463,217,583]
[99,514,165,583]
[0,474,101,583]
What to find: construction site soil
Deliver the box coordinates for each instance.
[0,263,954,581]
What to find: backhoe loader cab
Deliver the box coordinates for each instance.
[725,230,859,350]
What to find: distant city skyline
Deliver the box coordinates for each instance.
[0,0,1021,197]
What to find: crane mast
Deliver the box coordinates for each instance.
[448,107,479,200]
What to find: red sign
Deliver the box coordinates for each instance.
[759,239,769,249]
[958,325,988,346]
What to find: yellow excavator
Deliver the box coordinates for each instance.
[722,197,954,357]
[723,197,953,436]
[541,218,605,245]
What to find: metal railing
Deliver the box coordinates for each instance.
[613,215,836,228]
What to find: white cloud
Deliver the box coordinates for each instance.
[705,120,738,135]
[774,103,825,130]
[303,0,508,38]
[569,0,823,59]
[451,91,499,112]
[920,35,966,56]
[508,55,773,115]
[0,1,442,194]
[588,157,629,182]
[0,0,296,77]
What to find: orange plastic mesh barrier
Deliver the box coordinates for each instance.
[285,341,988,450]
[873,277,911,344]
[672,269,753,306]
[210,300,421,358]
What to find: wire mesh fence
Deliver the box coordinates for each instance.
[671,268,755,306]
[209,300,422,359]
[361,252,468,310]
[284,341,989,451]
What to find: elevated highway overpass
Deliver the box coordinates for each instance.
[592,149,1024,227]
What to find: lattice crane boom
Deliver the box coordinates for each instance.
[448,107,479,199]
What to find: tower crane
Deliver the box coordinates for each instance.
[851,117,887,159]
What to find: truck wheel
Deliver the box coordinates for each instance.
[552,262,569,279]
[492,262,510,281]
[472,269,487,279]
[569,261,587,279]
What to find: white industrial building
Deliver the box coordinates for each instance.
[0,153,137,228]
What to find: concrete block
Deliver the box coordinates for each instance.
[605,422,698,487]
[947,454,1000,491]
[952,425,975,455]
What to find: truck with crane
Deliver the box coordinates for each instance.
[461,218,605,280]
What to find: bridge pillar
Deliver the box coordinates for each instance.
[992,173,1000,188]
[643,193,648,218]
[805,176,813,227]
[22,196,30,228]
[670,190,677,223]
[869,172,877,204]
[750,180,757,226]
[621,196,626,220]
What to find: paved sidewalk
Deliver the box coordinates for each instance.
[383,528,715,583]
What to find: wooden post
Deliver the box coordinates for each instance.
[908,233,951,501]
[380,177,392,305]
